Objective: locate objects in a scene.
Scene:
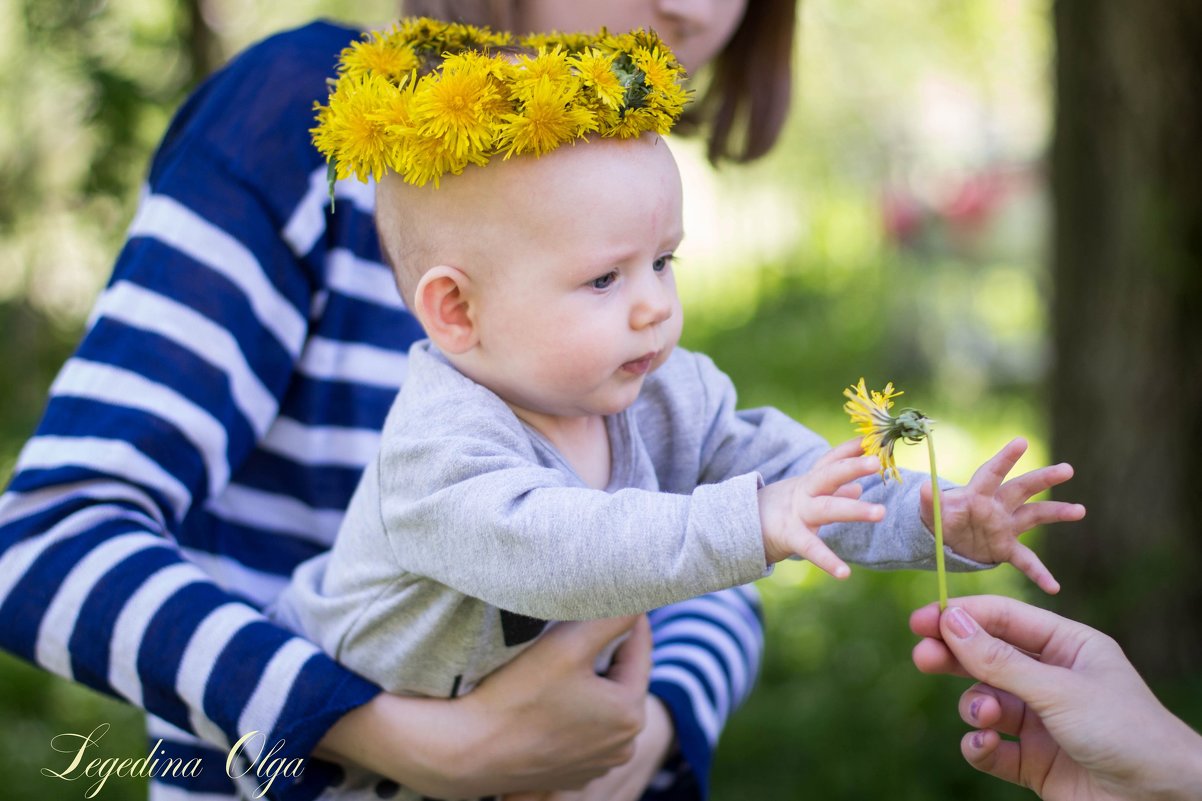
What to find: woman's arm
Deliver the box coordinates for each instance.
[0,23,643,800]
[0,106,380,795]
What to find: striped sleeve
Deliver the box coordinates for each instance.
[0,35,381,801]
[648,584,764,799]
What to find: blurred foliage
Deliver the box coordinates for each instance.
[1,1,1197,800]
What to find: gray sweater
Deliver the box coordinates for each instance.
[272,342,980,705]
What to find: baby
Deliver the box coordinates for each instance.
[272,20,1082,800]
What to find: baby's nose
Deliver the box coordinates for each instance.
[631,285,674,329]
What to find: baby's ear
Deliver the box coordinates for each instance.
[413,265,478,354]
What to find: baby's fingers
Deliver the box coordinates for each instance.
[804,496,885,528]
[968,437,1028,495]
[814,438,866,468]
[833,482,863,500]
[790,533,851,579]
[804,455,881,496]
[1013,500,1086,532]
[1006,542,1060,595]
[998,463,1076,507]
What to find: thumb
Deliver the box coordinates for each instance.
[550,614,641,668]
[940,606,1053,703]
[604,614,652,692]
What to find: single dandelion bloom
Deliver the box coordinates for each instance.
[650,78,690,117]
[397,128,480,187]
[394,17,452,49]
[632,47,680,96]
[510,47,576,100]
[410,54,503,161]
[339,32,420,82]
[606,105,673,138]
[312,73,398,182]
[842,377,929,482]
[375,72,418,133]
[498,77,595,157]
[570,48,625,109]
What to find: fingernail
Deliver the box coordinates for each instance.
[945,607,976,639]
[968,697,982,722]
[970,731,985,749]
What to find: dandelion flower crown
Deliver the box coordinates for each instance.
[311,17,692,189]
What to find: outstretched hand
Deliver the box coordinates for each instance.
[922,437,1084,593]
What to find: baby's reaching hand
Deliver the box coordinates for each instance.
[758,438,885,576]
[925,437,1085,594]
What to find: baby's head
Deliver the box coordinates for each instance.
[314,19,691,419]
[379,131,684,418]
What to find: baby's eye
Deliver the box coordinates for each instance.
[591,271,618,290]
[653,254,675,272]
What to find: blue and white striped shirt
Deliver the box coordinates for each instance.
[0,22,763,800]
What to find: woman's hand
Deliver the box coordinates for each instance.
[504,694,676,801]
[318,615,652,798]
[911,595,1202,801]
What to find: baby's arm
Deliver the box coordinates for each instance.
[656,351,996,573]
[654,351,1085,583]
[375,434,769,620]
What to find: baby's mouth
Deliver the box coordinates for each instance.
[621,352,658,376]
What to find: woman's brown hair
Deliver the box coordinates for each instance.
[399,0,797,164]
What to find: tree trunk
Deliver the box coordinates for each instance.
[1049,0,1202,679]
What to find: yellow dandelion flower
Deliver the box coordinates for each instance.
[590,103,622,131]
[570,48,625,109]
[312,72,399,183]
[374,72,418,132]
[553,31,596,53]
[393,17,450,48]
[522,32,591,53]
[604,31,637,53]
[339,32,420,82]
[842,378,929,482]
[841,378,948,608]
[605,105,673,139]
[630,29,674,55]
[510,47,576,100]
[632,47,680,95]
[649,79,690,117]
[497,77,595,157]
[397,131,475,187]
[410,54,504,160]
[522,32,557,51]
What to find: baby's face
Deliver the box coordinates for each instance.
[472,135,685,420]
[385,135,685,420]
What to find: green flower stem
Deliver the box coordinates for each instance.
[925,430,948,611]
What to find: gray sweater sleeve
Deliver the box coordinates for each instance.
[374,346,769,621]
[638,350,990,572]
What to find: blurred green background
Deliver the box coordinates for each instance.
[1,1,1199,799]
